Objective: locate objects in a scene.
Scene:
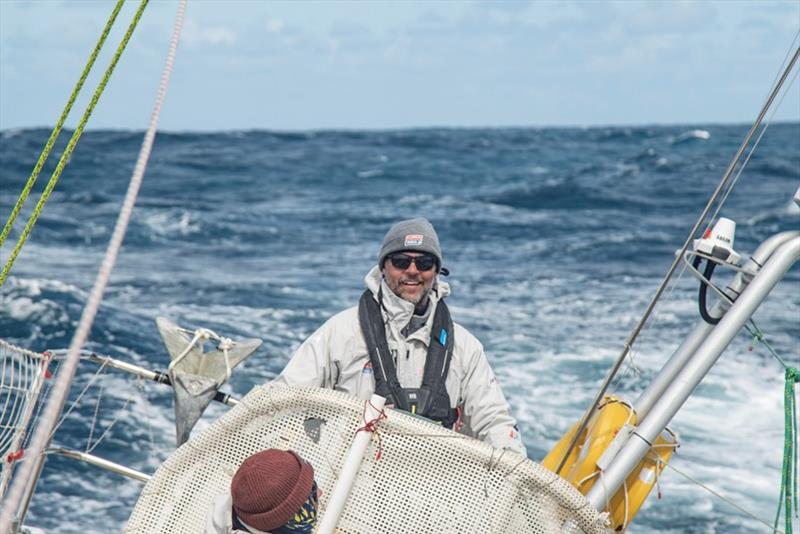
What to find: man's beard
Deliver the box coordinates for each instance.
[387,276,432,306]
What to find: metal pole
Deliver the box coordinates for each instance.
[555,47,800,475]
[634,231,799,421]
[49,448,151,483]
[15,450,46,534]
[587,236,800,508]
[85,353,239,407]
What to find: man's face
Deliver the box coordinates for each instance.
[382,251,437,307]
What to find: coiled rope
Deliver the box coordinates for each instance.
[0,0,147,287]
[0,0,187,530]
[750,328,800,534]
[775,366,799,534]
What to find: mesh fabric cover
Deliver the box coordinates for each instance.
[126,386,608,533]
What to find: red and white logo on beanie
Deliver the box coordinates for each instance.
[404,234,423,246]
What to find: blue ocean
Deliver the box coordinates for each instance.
[1,123,798,533]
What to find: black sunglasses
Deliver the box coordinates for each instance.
[387,253,437,272]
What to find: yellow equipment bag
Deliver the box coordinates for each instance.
[542,396,678,531]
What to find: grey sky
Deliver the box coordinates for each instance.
[1,0,798,131]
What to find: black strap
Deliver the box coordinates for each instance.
[359,289,403,406]
[358,289,457,427]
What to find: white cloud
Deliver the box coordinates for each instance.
[181,20,237,47]
[265,18,286,34]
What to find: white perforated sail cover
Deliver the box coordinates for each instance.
[126,386,608,533]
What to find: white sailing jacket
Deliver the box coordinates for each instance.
[273,266,526,455]
[205,493,248,534]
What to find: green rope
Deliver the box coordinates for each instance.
[748,324,791,370]
[0,0,149,287]
[747,325,798,533]
[774,367,799,534]
[0,0,125,251]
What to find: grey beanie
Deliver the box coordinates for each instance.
[378,218,443,269]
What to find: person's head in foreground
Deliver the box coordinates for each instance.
[230,449,318,534]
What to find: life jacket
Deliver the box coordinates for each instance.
[358,289,458,428]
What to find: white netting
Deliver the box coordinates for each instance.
[127,386,608,533]
[0,340,50,499]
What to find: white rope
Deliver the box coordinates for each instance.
[0,1,187,529]
[0,339,48,361]
[167,330,206,372]
[219,337,234,382]
[85,393,135,454]
[138,378,159,463]
[86,382,104,452]
[48,358,108,440]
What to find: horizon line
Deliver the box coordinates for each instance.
[1,119,798,135]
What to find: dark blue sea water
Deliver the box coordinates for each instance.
[1,124,799,533]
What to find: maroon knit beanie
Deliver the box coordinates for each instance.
[230,449,315,531]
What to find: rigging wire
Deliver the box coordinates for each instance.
[555,44,800,476]
[704,28,799,233]
[709,70,799,228]
[616,30,799,377]
[621,39,798,400]
[665,462,786,534]
[0,1,187,530]
[614,59,800,392]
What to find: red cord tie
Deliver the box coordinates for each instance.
[454,405,464,432]
[42,351,53,379]
[355,400,387,460]
[7,449,24,463]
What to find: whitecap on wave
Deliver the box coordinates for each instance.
[1,128,24,139]
[672,129,711,144]
[356,168,383,178]
[1,278,83,322]
[743,198,800,226]
[140,209,199,238]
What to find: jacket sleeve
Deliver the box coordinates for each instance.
[204,493,234,534]
[457,326,527,456]
[271,318,338,389]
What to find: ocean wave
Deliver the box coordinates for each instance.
[632,147,659,161]
[742,199,800,226]
[356,168,384,178]
[488,181,632,211]
[2,124,797,533]
[671,129,711,144]
[139,209,201,239]
[1,128,24,139]
[746,159,799,178]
